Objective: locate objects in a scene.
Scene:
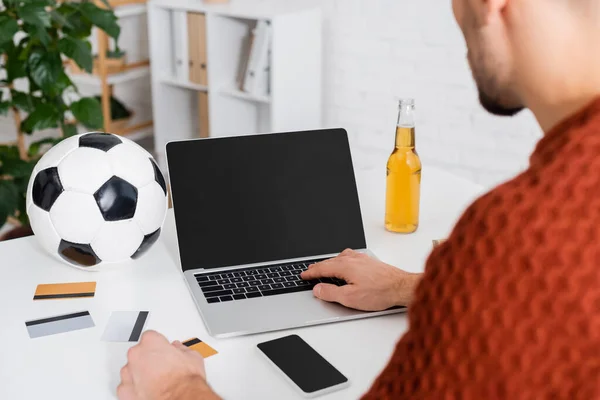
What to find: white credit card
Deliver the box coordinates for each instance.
[102,311,149,342]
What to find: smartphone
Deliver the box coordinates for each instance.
[257,334,350,398]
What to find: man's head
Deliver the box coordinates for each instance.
[452,0,600,119]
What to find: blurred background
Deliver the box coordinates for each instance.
[0,0,542,191]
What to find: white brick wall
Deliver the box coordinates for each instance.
[321,0,543,188]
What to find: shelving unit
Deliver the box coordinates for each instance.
[160,77,209,92]
[219,87,271,104]
[148,0,323,169]
[114,3,148,18]
[70,65,151,86]
[68,0,153,137]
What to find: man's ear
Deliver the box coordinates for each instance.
[469,0,509,24]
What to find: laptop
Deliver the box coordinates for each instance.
[166,129,406,338]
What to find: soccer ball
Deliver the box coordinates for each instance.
[26,132,168,270]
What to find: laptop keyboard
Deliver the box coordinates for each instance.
[195,258,347,304]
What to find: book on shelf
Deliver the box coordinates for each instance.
[256,31,271,97]
[237,29,255,90]
[187,12,208,85]
[241,20,272,97]
[172,10,189,80]
[198,91,210,138]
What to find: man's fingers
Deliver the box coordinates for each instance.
[116,383,138,400]
[313,283,347,304]
[173,340,197,355]
[308,257,335,269]
[173,341,207,366]
[339,248,355,257]
[302,261,347,280]
[307,249,355,270]
[127,344,140,363]
[140,330,169,347]
[120,364,133,385]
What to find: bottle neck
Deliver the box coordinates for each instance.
[395,100,416,149]
[395,125,415,148]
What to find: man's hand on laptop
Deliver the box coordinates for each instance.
[301,249,421,311]
[117,331,221,400]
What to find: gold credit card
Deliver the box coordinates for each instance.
[183,337,218,358]
[33,282,97,300]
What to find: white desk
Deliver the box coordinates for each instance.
[0,163,483,400]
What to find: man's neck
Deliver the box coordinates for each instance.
[523,38,600,133]
[531,93,600,134]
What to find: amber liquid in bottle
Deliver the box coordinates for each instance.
[385,100,422,233]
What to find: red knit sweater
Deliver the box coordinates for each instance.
[363,99,600,399]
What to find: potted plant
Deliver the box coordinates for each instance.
[0,0,121,240]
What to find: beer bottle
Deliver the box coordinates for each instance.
[385,98,422,233]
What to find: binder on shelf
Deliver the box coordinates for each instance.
[237,30,254,90]
[172,10,189,80]
[187,12,208,85]
[243,20,271,95]
[198,91,210,138]
[254,24,272,97]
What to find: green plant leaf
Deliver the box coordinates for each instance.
[0,209,7,231]
[27,23,52,48]
[0,145,20,165]
[10,90,38,113]
[2,0,19,9]
[18,0,54,6]
[57,4,93,39]
[3,158,33,179]
[20,103,61,133]
[50,10,73,29]
[16,189,29,226]
[77,2,120,40]
[55,71,73,93]
[6,58,27,81]
[0,101,9,116]
[16,36,32,61]
[4,43,27,82]
[59,37,93,73]
[16,170,34,195]
[70,97,103,129]
[0,145,21,177]
[27,77,42,93]
[0,16,19,48]
[0,180,19,223]
[28,137,60,158]
[94,95,132,120]
[99,0,113,9]
[27,49,62,96]
[61,122,78,137]
[17,4,52,28]
[106,49,126,59]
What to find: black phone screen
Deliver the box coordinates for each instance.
[257,335,348,394]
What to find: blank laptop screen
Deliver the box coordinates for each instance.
[166,129,367,271]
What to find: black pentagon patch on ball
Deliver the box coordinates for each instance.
[32,167,64,211]
[150,158,167,195]
[58,240,101,267]
[94,176,138,221]
[131,228,161,260]
[79,132,122,152]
